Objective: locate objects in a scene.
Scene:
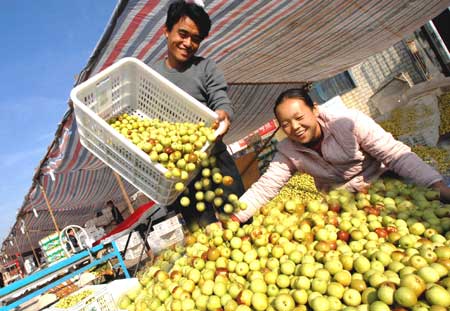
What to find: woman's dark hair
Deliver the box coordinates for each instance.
[166,1,211,39]
[273,87,314,117]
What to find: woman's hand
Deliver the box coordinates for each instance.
[431,181,450,203]
[229,214,241,224]
[205,222,222,235]
[216,212,241,225]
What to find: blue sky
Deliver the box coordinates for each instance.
[0,1,117,243]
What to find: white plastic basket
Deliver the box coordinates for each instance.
[114,231,143,251]
[70,57,220,205]
[147,225,184,255]
[106,278,140,311]
[47,285,116,311]
[147,214,185,254]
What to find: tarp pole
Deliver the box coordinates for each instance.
[39,184,60,233]
[12,236,22,261]
[22,217,41,268]
[113,172,134,214]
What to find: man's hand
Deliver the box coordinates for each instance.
[214,109,231,139]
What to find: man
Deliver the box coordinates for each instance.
[107,200,124,225]
[151,0,244,227]
[66,228,81,253]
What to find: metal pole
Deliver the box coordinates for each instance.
[133,217,153,277]
[12,235,24,278]
[22,217,41,268]
[12,236,22,261]
[39,184,60,233]
[25,231,40,269]
[113,171,135,214]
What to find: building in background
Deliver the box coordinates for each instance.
[422,7,450,76]
[310,7,449,117]
[310,40,425,117]
[228,9,450,190]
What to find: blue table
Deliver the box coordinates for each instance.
[0,241,129,311]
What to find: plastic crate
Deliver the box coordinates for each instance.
[124,244,148,261]
[147,214,186,254]
[152,213,183,235]
[70,57,219,205]
[106,278,140,311]
[114,231,143,251]
[147,225,184,255]
[47,285,116,311]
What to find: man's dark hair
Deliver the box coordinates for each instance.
[166,0,211,39]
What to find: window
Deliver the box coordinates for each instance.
[310,71,356,104]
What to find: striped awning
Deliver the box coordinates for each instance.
[82,0,450,143]
[3,0,450,255]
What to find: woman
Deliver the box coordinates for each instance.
[233,88,450,223]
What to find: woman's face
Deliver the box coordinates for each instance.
[275,98,321,144]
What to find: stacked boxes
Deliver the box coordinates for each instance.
[114,232,147,261]
[84,225,106,243]
[39,232,67,264]
[147,214,185,254]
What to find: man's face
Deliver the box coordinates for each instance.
[276,98,321,144]
[164,16,202,68]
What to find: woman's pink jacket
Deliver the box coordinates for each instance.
[235,107,442,223]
